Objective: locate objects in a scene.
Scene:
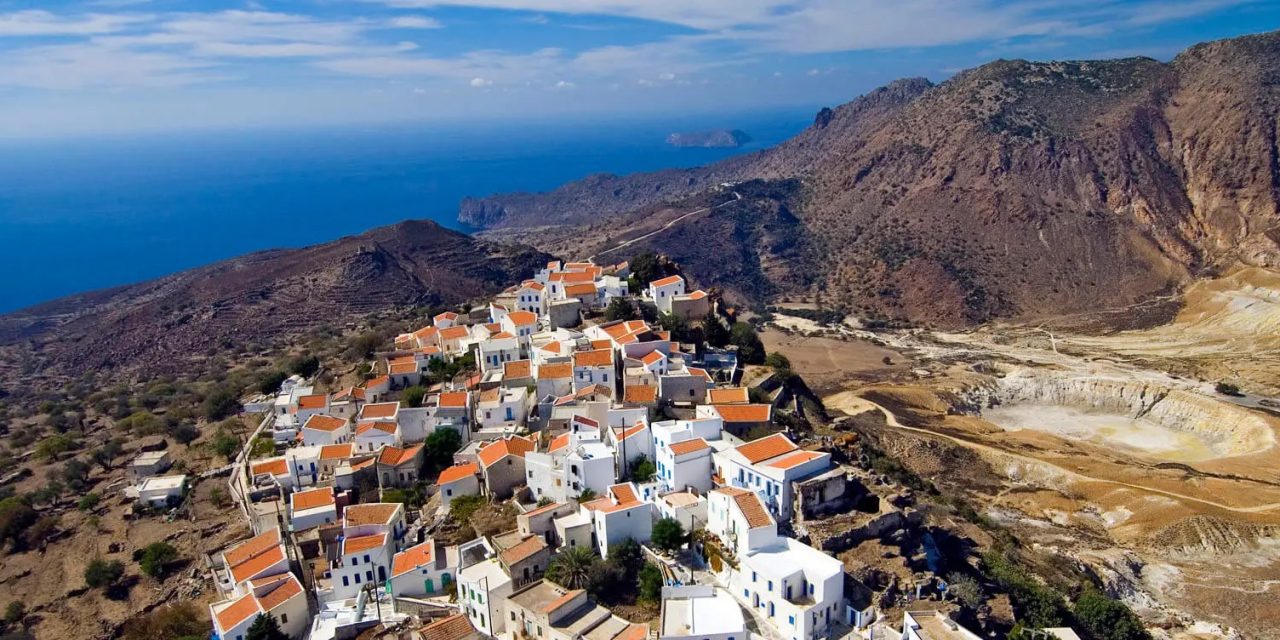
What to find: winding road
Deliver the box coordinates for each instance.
[589,190,741,260]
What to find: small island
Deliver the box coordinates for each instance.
[666,129,752,148]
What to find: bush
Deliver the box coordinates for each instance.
[1214,381,1242,396]
[170,423,200,445]
[78,493,102,512]
[605,298,638,322]
[423,428,463,477]
[121,602,208,640]
[946,572,983,610]
[246,613,289,640]
[202,387,239,421]
[449,495,485,523]
[401,386,426,408]
[730,322,765,365]
[629,455,656,483]
[638,563,663,603]
[212,429,240,461]
[0,497,36,550]
[4,601,24,625]
[764,353,791,371]
[34,434,77,461]
[1072,587,1150,640]
[287,354,320,378]
[702,314,730,348]
[249,436,275,458]
[651,517,685,553]
[84,558,125,590]
[256,370,288,396]
[138,542,179,578]
[347,331,384,360]
[117,411,162,436]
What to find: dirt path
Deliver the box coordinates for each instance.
[589,191,740,260]
[831,394,1280,514]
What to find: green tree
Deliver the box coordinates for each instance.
[658,313,697,343]
[34,434,77,461]
[347,331,384,360]
[0,497,36,550]
[246,613,289,640]
[608,538,645,583]
[764,352,791,371]
[117,411,162,436]
[249,436,275,458]
[212,429,240,461]
[1072,587,1150,640]
[651,518,685,553]
[638,563,663,603]
[170,424,200,445]
[575,488,598,504]
[78,493,102,512]
[4,601,24,626]
[288,354,320,378]
[730,322,766,365]
[423,428,463,477]
[92,438,124,471]
[202,387,239,421]
[138,542,179,579]
[701,314,730,348]
[946,573,983,610]
[84,558,125,590]
[545,546,596,589]
[60,459,91,492]
[257,370,289,395]
[629,455,656,483]
[605,298,637,322]
[401,386,427,408]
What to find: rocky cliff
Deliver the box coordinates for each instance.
[461,32,1280,328]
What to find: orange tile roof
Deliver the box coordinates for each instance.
[669,438,710,456]
[573,349,613,367]
[389,360,419,375]
[601,320,648,340]
[735,433,797,464]
[552,270,596,283]
[303,414,348,432]
[344,532,387,555]
[297,394,327,410]
[490,331,516,340]
[732,491,773,529]
[504,360,532,379]
[523,501,567,518]
[521,281,545,292]
[707,387,749,405]
[616,624,649,640]
[438,391,470,408]
[715,404,772,423]
[640,351,665,366]
[483,322,502,334]
[575,384,611,399]
[413,325,439,339]
[257,574,303,612]
[224,528,282,568]
[767,450,826,469]
[344,503,401,527]
[331,386,367,402]
[378,444,423,467]
[650,275,683,288]
[392,541,435,577]
[609,483,639,504]
[419,614,476,640]
[623,385,657,404]
[291,487,335,512]
[251,458,288,477]
[565,283,596,296]
[439,326,470,340]
[498,536,547,566]
[683,290,708,300]
[538,362,572,380]
[478,436,535,467]
[548,433,571,453]
[590,339,613,350]
[539,340,562,354]
[230,544,285,585]
[437,462,479,485]
[360,402,399,420]
[320,443,356,461]
[543,588,584,614]
[356,421,397,436]
[687,367,712,381]
[215,593,260,631]
[613,422,647,441]
[367,375,390,388]
[506,311,537,325]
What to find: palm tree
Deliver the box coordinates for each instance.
[546,546,595,589]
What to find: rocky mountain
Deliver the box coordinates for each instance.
[0,220,550,377]
[460,31,1280,327]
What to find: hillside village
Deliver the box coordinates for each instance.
[164,257,1095,640]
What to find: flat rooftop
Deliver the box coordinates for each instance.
[139,475,186,491]
[905,611,983,640]
[661,588,743,638]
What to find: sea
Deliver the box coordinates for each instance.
[0,109,814,314]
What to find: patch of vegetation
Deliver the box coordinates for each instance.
[136,542,180,579]
[120,602,208,640]
[651,517,686,553]
[401,385,426,408]
[628,455,656,483]
[1214,381,1243,396]
[84,558,126,592]
[448,494,486,523]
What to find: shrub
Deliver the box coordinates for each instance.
[605,298,637,322]
[629,455,656,483]
[4,601,24,626]
[401,386,426,408]
[78,493,102,512]
[117,411,162,436]
[423,429,463,477]
[84,558,125,590]
[1214,381,1242,396]
[212,429,240,461]
[638,563,663,603]
[121,602,208,640]
[138,542,180,578]
[202,387,239,421]
[287,354,320,378]
[702,314,730,348]
[1072,586,1150,640]
[764,352,791,371]
[449,495,485,523]
[0,497,36,550]
[170,423,200,445]
[946,572,984,610]
[246,613,289,640]
[730,322,765,364]
[256,370,288,396]
[34,434,77,461]
[249,436,275,458]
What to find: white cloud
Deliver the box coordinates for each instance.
[0,43,218,89]
[554,79,575,88]
[657,72,675,81]
[0,10,148,36]
[470,76,493,86]
[806,68,820,76]
[388,16,443,29]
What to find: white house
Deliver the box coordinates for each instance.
[289,486,337,532]
[582,483,653,558]
[457,538,514,637]
[355,421,401,453]
[572,349,614,391]
[536,362,574,399]
[437,462,481,512]
[713,433,832,522]
[137,474,187,508]
[659,585,746,640]
[648,275,686,314]
[659,438,714,494]
[434,311,460,329]
[476,386,528,436]
[211,572,308,640]
[478,333,521,373]
[390,539,457,597]
[300,414,351,447]
[500,310,539,343]
[514,281,546,316]
[709,487,844,640]
[220,528,291,595]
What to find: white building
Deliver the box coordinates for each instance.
[211,573,308,640]
[476,386,528,435]
[390,539,457,597]
[659,585,746,640]
[289,486,338,532]
[648,275,686,314]
[437,462,481,512]
[572,349,615,391]
[457,538,514,637]
[582,483,654,558]
[713,433,832,522]
[300,414,352,447]
[136,474,186,508]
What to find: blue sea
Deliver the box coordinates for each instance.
[0,110,813,313]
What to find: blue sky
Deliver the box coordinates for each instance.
[1,0,1278,137]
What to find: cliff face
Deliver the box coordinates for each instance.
[0,220,550,376]
[461,32,1280,327]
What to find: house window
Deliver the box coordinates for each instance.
[352,557,359,566]
[343,576,349,586]
[281,614,288,624]
[366,571,373,581]
[768,581,773,592]
[364,555,370,563]
[354,574,361,584]
[789,616,795,625]
[751,572,756,582]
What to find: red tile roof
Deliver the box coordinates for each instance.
[609,483,639,504]
[439,326,470,340]
[419,614,476,640]
[392,541,435,578]
[574,349,613,368]
[714,404,772,423]
[504,360,533,379]
[230,544,285,585]
[650,275,683,288]
[251,458,288,477]
[669,438,710,456]
[257,574,303,612]
[377,444,422,467]
[319,443,355,461]
[297,394,327,410]
[543,588,584,614]
[360,402,399,420]
[356,421,397,436]
[506,311,537,325]
[548,433,571,453]
[344,532,387,555]
[224,528,282,568]
[478,436,535,467]
[538,362,573,380]
[499,535,547,566]
[523,501,567,518]
[623,385,657,404]
[438,391,469,408]
[613,422,647,441]
[766,450,826,470]
[640,351,665,366]
[565,283,596,297]
[291,487,335,512]
[707,387,749,405]
[303,414,347,432]
[215,592,260,631]
[735,433,797,464]
[343,503,401,527]
[437,462,479,485]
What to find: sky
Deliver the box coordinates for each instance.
[0,0,1278,138]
